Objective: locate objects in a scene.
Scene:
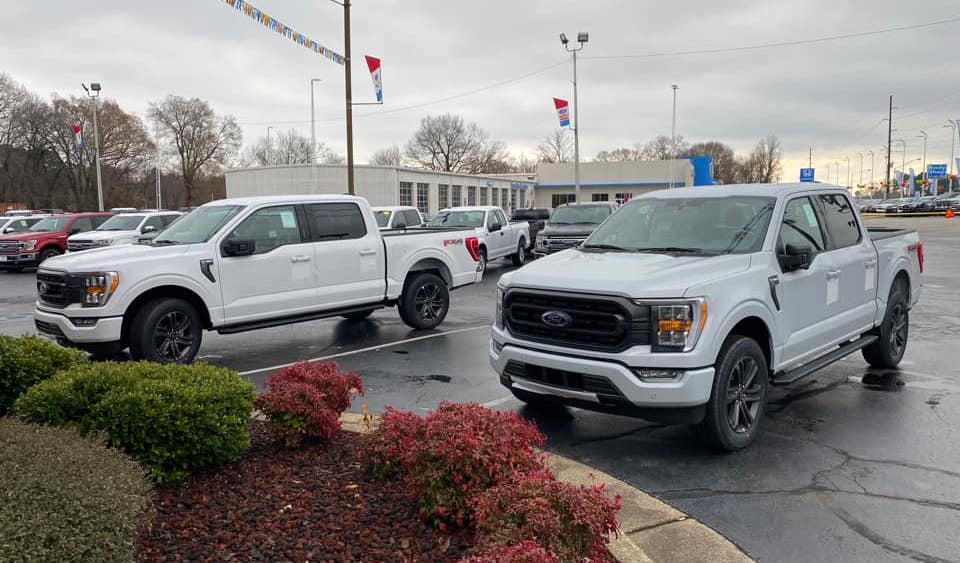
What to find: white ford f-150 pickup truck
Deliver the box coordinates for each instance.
[491,183,922,450]
[34,195,483,364]
[427,206,530,272]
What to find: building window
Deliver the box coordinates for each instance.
[501,188,508,209]
[519,190,526,208]
[480,187,488,205]
[592,193,610,202]
[615,192,634,204]
[399,182,413,207]
[491,187,498,206]
[439,184,449,209]
[416,183,429,214]
[452,185,462,207]
[551,193,576,207]
[467,186,477,206]
[510,188,517,210]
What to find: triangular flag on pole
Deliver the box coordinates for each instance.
[365,56,382,103]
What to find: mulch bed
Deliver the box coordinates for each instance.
[138,422,473,562]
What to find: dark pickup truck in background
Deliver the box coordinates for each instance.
[511,208,551,251]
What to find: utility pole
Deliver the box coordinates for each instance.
[560,32,588,203]
[310,78,323,163]
[857,153,863,187]
[669,84,679,188]
[342,0,355,194]
[947,120,958,192]
[845,156,850,189]
[266,126,273,164]
[834,161,839,185]
[868,150,874,190]
[808,147,813,168]
[918,130,928,195]
[885,95,893,199]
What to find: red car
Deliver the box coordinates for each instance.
[0,212,112,271]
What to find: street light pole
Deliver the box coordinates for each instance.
[670,84,679,188]
[834,160,839,185]
[867,150,874,190]
[845,156,850,189]
[266,126,273,165]
[918,130,928,195]
[82,83,104,211]
[561,32,588,204]
[310,79,323,163]
[154,119,162,210]
[857,153,863,188]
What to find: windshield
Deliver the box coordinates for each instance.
[153,205,243,245]
[513,209,549,220]
[374,210,392,227]
[550,205,613,225]
[584,196,776,255]
[96,215,145,231]
[428,210,486,228]
[29,217,70,232]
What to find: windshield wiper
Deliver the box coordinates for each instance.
[152,239,180,246]
[634,247,717,255]
[581,243,633,252]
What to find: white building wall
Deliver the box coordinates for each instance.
[534,159,695,208]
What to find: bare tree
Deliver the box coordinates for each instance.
[536,129,573,163]
[595,146,643,162]
[149,95,241,206]
[641,135,689,160]
[369,145,402,166]
[681,141,738,184]
[738,135,782,183]
[240,129,333,167]
[405,114,508,174]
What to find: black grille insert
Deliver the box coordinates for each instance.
[505,360,624,397]
[37,271,82,308]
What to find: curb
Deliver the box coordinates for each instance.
[339,413,753,563]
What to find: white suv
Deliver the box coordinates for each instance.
[68,211,181,252]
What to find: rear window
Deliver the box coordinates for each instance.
[305,203,367,240]
[817,194,861,249]
[374,210,392,227]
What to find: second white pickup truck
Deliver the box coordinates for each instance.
[491,183,923,450]
[34,195,483,363]
[427,206,530,272]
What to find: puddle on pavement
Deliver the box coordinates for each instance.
[861,371,905,391]
[392,350,409,355]
[404,374,452,384]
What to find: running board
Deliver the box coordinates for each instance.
[217,304,385,335]
[771,335,878,386]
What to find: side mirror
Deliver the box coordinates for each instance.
[2,227,13,234]
[489,223,502,233]
[68,228,82,235]
[780,243,812,271]
[142,225,157,233]
[221,238,256,257]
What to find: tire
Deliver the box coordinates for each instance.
[477,247,487,275]
[862,280,909,368]
[39,248,61,263]
[398,272,449,330]
[81,341,127,358]
[511,239,527,267]
[341,309,375,321]
[128,298,202,364]
[694,335,768,451]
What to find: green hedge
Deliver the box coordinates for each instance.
[0,334,86,413]
[0,417,152,563]
[15,361,256,485]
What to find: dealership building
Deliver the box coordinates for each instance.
[223,157,714,214]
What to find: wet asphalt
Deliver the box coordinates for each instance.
[1,216,958,563]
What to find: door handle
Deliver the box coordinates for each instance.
[865,260,877,268]
[359,249,377,256]
[290,255,311,263]
[826,270,841,279]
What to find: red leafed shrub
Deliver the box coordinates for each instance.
[458,541,559,563]
[363,406,426,480]
[472,470,621,563]
[254,362,362,446]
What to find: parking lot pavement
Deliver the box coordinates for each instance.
[2,217,958,562]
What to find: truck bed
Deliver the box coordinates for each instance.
[867,226,916,241]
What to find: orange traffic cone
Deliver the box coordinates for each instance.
[947,209,956,219]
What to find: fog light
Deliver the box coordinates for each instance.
[70,318,98,327]
[632,368,683,381]
[492,339,504,354]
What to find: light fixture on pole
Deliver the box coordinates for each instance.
[81,82,104,212]
[917,130,928,195]
[310,79,323,164]
[560,31,588,204]
[669,84,679,189]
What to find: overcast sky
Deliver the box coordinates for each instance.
[2,0,959,182]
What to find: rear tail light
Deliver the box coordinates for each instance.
[465,236,481,262]
[917,241,924,274]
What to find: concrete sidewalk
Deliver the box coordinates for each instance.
[341,412,753,563]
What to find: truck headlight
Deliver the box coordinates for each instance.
[495,284,505,329]
[80,272,120,307]
[636,298,707,352]
[536,235,546,248]
[23,240,37,251]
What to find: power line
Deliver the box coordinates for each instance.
[584,15,960,60]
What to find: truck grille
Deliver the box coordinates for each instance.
[543,238,584,254]
[67,240,97,252]
[36,271,83,308]
[0,241,21,255]
[504,290,650,352]
[504,360,624,397]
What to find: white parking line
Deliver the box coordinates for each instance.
[481,396,516,408]
[238,325,490,376]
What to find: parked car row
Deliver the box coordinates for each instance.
[859,193,959,213]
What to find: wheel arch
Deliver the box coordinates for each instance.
[406,257,453,288]
[121,285,212,341]
[726,316,774,373]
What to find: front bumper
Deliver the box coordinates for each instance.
[490,329,715,420]
[34,307,123,344]
[0,253,38,267]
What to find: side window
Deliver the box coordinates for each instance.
[142,216,165,232]
[496,210,508,225]
[486,211,502,231]
[305,203,367,241]
[227,205,303,255]
[778,197,825,253]
[90,216,108,229]
[403,210,421,226]
[160,214,179,227]
[12,220,31,232]
[69,217,93,234]
[817,194,861,249]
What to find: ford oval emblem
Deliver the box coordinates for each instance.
[541,310,572,328]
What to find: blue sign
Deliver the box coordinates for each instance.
[799,168,815,182]
[927,164,947,180]
[510,182,530,190]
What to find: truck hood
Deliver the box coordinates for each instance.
[68,230,139,242]
[539,224,601,238]
[505,249,752,298]
[0,231,59,241]
[42,243,191,271]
